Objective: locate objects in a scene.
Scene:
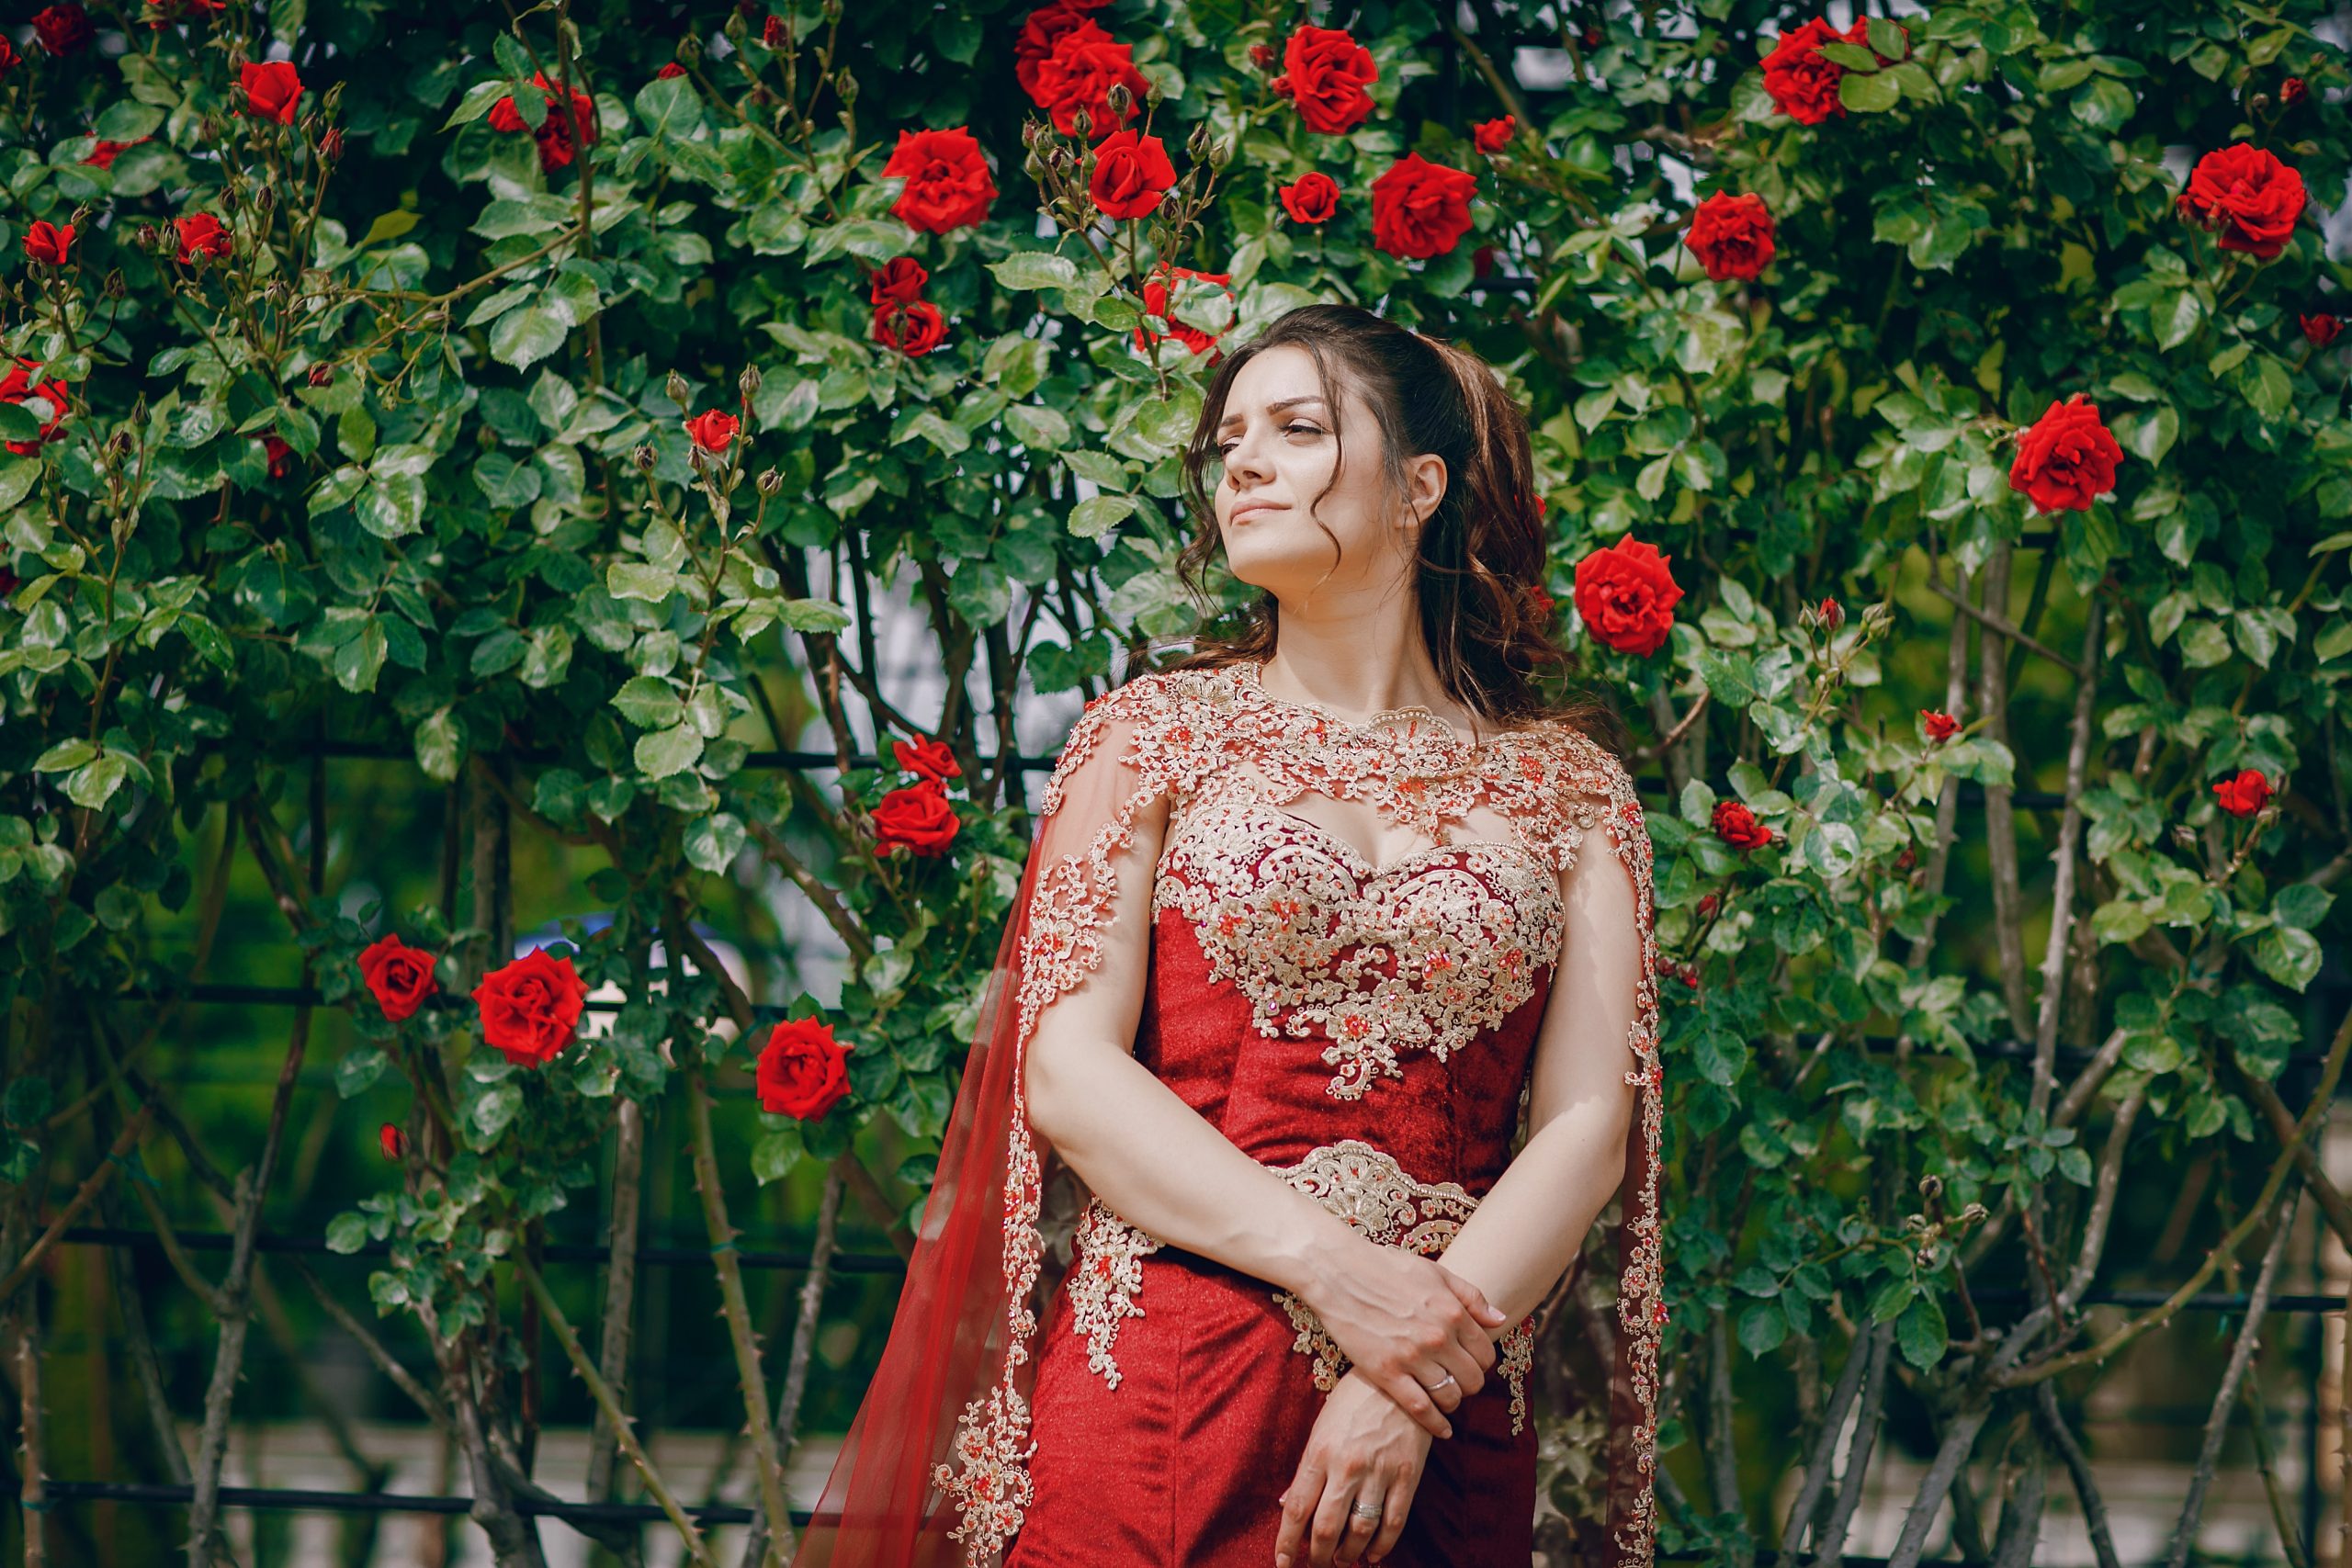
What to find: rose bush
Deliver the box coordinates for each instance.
[3,2,2348,1565]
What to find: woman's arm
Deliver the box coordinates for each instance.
[1021,773,1505,1437]
[1434,821,1645,1328]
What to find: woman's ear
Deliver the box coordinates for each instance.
[1401,453,1447,529]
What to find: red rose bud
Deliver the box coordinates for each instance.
[1526,582,1556,618]
[2007,394,2122,513]
[657,62,686,78]
[2281,76,2307,106]
[1473,243,1497,278]
[1817,597,1843,629]
[22,221,74,266]
[1370,152,1477,260]
[762,13,786,47]
[175,211,233,265]
[869,255,930,306]
[0,39,18,73]
[263,434,292,479]
[1712,799,1774,850]
[2212,768,2273,818]
[1472,114,1515,154]
[2180,143,2306,259]
[871,778,962,856]
[1895,846,1918,873]
[1277,171,1341,225]
[1696,893,1720,919]
[1686,189,1775,281]
[357,933,440,1021]
[684,409,740,453]
[1922,709,1960,742]
[319,126,344,161]
[309,362,336,387]
[241,60,304,125]
[1250,42,1276,69]
[890,736,963,783]
[471,945,587,1068]
[755,1016,853,1120]
[379,1122,407,1160]
[1573,536,1683,657]
[881,126,999,233]
[2302,312,2342,348]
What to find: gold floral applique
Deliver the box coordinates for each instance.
[1155,797,1565,1100]
[1068,1196,1162,1389]
[1261,1139,1534,1435]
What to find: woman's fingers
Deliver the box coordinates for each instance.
[1273,1459,1324,1568]
[1332,1488,1383,1566]
[1308,1475,1369,1568]
[1439,1264,1510,1327]
[1372,1366,1452,1438]
[1364,1471,1415,1563]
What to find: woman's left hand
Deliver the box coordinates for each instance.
[1273,1367,1435,1568]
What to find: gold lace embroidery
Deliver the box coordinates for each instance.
[938,663,1665,1568]
[1262,1139,1535,1435]
[1068,1197,1162,1388]
[1155,796,1565,1099]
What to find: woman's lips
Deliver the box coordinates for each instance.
[1231,502,1284,521]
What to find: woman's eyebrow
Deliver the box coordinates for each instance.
[1216,396,1329,434]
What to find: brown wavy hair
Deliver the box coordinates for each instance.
[1165,301,1627,759]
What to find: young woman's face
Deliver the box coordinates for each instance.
[1210,344,1444,610]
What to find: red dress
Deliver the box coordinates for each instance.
[790,660,1665,1568]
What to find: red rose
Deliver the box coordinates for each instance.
[762,14,786,47]
[22,221,74,266]
[2182,144,2306,259]
[471,945,587,1068]
[0,39,17,73]
[881,126,999,233]
[1089,128,1175,219]
[1759,16,1868,127]
[871,778,961,857]
[1014,3,1104,103]
[2007,395,2123,514]
[869,255,930,306]
[1134,262,1234,361]
[241,60,303,124]
[1686,190,1775,281]
[872,299,948,357]
[1249,42,1276,70]
[684,410,740,454]
[379,1122,407,1159]
[1922,710,1960,742]
[1271,24,1378,135]
[755,1016,853,1121]
[2281,76,2307,106]
[2302,312,2341,348]
[1278,171,1340,224]
[142,0,227,22]
[175,211,233,264]
[892,736,962,782]
[83,137,145,169]
[32,4,93,55]
[263,434,293,479]
[1034,21,1149,139]
[490,72,598,174]
[1472,115,1514,153]
[0,359,71,457]
[1526,582,1555,618]
[869,299,947,355]
[656,62,686,79]
[1369,152,1477,260]
[1712,799,1774,851]
[1572,536,1683,657]
[2212,768,2273,818]
[357,933,439,1021]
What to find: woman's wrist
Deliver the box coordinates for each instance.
[1269,1206,1368,1299]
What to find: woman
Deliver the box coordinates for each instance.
[792,303,1663,1568]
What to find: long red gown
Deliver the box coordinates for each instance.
[792,659,1664,1568]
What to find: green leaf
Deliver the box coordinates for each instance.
[33,739,96,773]
[355,472,425,539]
[1005,403,1072,450]
[335,1046,389,1099]
[1815,41,1883,71]
[65,753,131,810]
[1736,1300,1788,1356]
[1896,1294,1948,1371]
[988,251,1081,291]
[635,723,706,778]
[613,674,684,728]
[632,74,705,139]
[1069,493,1137,539]
[442,78,513,130]
[2071,77,2135,130]
[1838,70,1902,113]
[324,1213,370,1254]
[2255,926,2322,992]
[2154,291,2202,352]
[1864,17,1908,59]
[490,305,571,369]
[0,457,38,512]
[0,404,42,446]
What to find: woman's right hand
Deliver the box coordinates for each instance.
[1295,1240,1508,1440]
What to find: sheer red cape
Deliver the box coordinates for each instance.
[790,664,1665,1568]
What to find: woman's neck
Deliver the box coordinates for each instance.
[1256,627,1476,737]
